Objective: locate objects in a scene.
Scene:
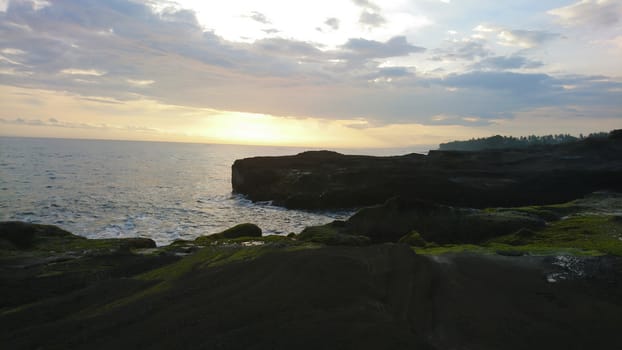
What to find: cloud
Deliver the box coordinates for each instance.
[363,66,414,83]
[253,38,324,58]
[248,11,271,25]
[440,71,552,93]
[324,17,340,30]
[0,0,620,131]
[340,36,425,60]
[472,55,544,70]
[127,79,155,86]
[549,0,622,27]
[352,0,380,12]
[0,116,161,133]
[359,10,386,27]
[352,0,386,27]
[1,48,26,55]
[433,40,490,61]
[497,29,561,48]
[60,69,106,76]
[474,24,561,48]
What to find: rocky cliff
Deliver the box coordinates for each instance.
[232,132,622,210]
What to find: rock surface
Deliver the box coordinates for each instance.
[232,134,622,210]
[2,227,621,349]
[2,222,622,349]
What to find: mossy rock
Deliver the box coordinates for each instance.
[298,223,370,246]
[398,231,427,247]
[195,223,262,244]
[117,237,157,250]
[221,223,262,238]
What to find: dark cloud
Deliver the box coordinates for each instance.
[375,67,413,77]
[433,40,490,61]
[472,55,544,70]
[253,38,324,58]
[341,36,425,60]
[440,71,552,94]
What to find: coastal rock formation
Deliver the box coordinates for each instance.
[232,132,622,210]
[344,197,545,244]
[300,191,622,253]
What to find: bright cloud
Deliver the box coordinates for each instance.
[60,69,106,76]
[549,0,622,27]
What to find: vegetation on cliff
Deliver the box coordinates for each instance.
[438,131,609,151]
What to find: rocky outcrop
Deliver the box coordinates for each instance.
[302,197,545,244]
[232,133,622,210]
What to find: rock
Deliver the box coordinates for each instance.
[218,223,262,238]
[298,222,371,246]
[195,223,262,243]
[342,197,545,244]
[232,136,622,210]
[0,221,74,249]
[610,129,622,140]
[398,231,427,247]
[118,237,157,250]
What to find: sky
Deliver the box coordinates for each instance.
[0,0,621,148]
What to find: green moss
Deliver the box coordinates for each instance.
[487,215,622,256]
[86,245,275,316]
[398,231,426,247]
[413,244,492,255]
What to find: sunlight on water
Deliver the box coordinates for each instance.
[0,137,387,245]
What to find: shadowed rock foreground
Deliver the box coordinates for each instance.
[2,222,622,349]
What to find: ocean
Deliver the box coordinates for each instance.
[0,137,428,245]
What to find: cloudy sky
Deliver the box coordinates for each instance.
[0,0,621,148]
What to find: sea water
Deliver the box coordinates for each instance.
[0,137,427,245]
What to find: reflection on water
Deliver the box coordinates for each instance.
[1,137,378,245]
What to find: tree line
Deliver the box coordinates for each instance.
[438,132,609,151]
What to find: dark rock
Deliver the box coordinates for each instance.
[0,221,73,249]
[196,223,263,243]
[610,129,622,140]
[298,222,370,246]
[218,222,262,238]
[342,197,545,244]
[118,237,157,250]
[3,244,622,350]
[496,250,526,256]
[232,136,622,210]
